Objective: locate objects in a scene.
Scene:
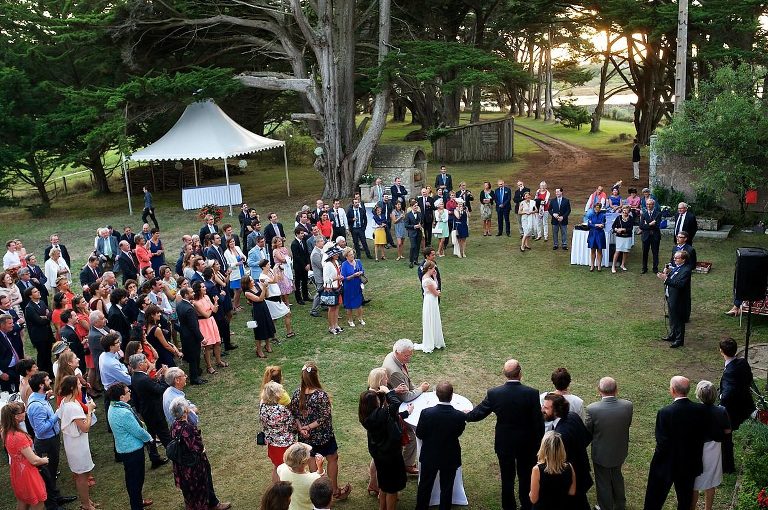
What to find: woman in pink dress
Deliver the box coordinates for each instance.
[271,237,294,306]
[134,236,152,275]
[1,401,49,509]
[191,281,226,375]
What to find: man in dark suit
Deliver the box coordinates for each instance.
[513,181,531,238]
[640,198,662,273]
[43,233,71,267]
[495,180,513,237]
[107,289,132,350]
[380,195,395,248]
[466,359,543,510]
[659,250,692,348]
[434,165,453,203]
[263,212,285,263]
[116,241,139,285]
[120,226,137,250]
[670,231,696,322]
[16,267,44,309]
[719,337,755,472]
[0,297,24,359]
[415,381,466,510]
[60,310,86,373]
[330,199,348,242]
[417,188,434,246]
[221,224,241,248]
[0,314,21,392]
[585,377,633,510]
[346,198,372,259]
[672,202,697,244]
[238,203,250,241]
[543,393,593,510]
[24,287,55,375]
[405,203,423,269]
[176,287,205,384]
[199,214,220,241]
[643,376,707,510]
[204,233,228,271]
[79,255,102,301]
[390,176,409,207]
[24,255,49,304]
[456,182,474,213]
[130,354,170,468]
[549,187,571,250]
[290,227,311,305]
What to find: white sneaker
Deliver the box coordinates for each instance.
[348,320,356,327]
[358,319,366,326]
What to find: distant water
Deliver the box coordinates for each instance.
[559,93,637,106]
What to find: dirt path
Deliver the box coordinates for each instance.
[511,124,645,203]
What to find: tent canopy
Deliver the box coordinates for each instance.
[129,99,284,161]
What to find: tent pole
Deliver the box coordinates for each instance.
[121,153,133,215]
[193,160,199,186]
[283,145,291,197]
[224,158,233,216]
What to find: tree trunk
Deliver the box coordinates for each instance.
[88,153,111,193]
[544,26,553,121]
[470,84,482,123]
[591,51,611,133]
[25,156,51,205]
[392,97,407,122]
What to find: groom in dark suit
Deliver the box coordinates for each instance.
[415,381,466,510]
[659,250,693,348]
[640,198,662,273]
[466,359,543,510]
[405,203,423,268]
[643,376,707,510]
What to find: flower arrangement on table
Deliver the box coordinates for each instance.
[659,205,673,218]
[198,204,224,223]
[360,173,375,185]
[752,384,768,425]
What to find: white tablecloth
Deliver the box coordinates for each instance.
[364,202,376,239]
[181,184,242,210]
[399,392,473,506]
[570,213,635,267]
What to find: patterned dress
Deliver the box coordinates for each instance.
[289,388,335,452]
[170,419,213,510]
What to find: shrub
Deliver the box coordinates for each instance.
[734,421,768,510]
[609,133,633,143]
[554,99,592,130]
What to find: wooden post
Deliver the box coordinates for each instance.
[62,176,68,193]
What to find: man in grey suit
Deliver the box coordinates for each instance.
[309,236,326,317]
[382,338,430,474]
[585,377,633,510]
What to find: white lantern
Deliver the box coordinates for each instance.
[238,159,248,169]
[174,161,183,170]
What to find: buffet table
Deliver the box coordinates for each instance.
[181,184,242,210]
[399,392,473,506]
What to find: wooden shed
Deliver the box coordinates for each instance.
[432,117,514,163]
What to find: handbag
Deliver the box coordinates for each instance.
[256,431,266,446]
[167,434,200,467]
[360,274,369,285]
[320,288,340,306]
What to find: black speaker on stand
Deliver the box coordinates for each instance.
[734,247,768,360]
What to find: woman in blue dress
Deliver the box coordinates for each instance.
[453,198,469,258]
[340,247,365,328]
[148,228,166,273]
[586,203,607,272]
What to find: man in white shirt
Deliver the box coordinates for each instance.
[330,199,348,241]
[3,240,21,271]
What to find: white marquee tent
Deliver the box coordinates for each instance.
[128,99,289,215]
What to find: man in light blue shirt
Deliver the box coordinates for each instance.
[99,333,131,390]
[247,237,268,279]
[27,372,77,508]
[163,367,199,426]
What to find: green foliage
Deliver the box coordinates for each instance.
[552,59,595,87]
[735,421,768,509]
[651,185,687,208]
[554,98,592,129]
[426,127,453,143]
[657,64,768,216]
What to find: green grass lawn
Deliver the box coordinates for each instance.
[0,117,762,509]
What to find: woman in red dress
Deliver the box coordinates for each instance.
[134,236,152,275]
[1,401,49,509]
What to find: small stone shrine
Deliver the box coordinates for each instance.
[364,145,428,199]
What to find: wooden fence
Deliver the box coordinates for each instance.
[432,117,514,163]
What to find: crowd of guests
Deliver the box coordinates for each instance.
[0,170,749,510]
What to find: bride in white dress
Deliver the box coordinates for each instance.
[416,260,445,353]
